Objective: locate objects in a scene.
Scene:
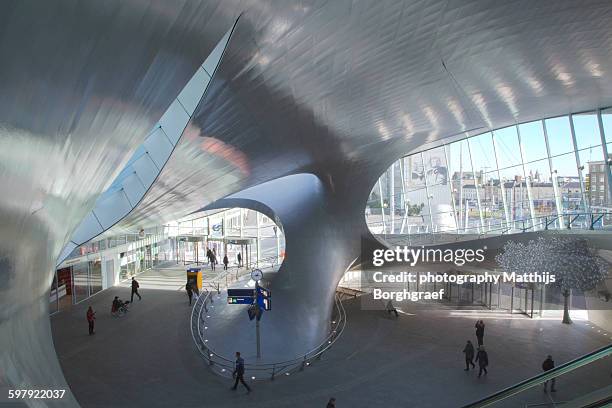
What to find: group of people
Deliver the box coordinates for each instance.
[206,249,217,270]
[86,278,142,334]
[463,320,558,391]
[111,277,141,316]
[462,320,488,377]
[220,252,242,270]
[206,247,244,271]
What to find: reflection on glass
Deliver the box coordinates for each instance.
[72,263,89,304]
[89,260,102,295]
[49,271,59,314]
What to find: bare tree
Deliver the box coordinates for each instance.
[496,236,608,324]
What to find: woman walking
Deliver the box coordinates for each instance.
[86,306,96,335]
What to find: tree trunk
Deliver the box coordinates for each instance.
[562,289,572,324]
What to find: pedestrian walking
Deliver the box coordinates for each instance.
[475,345,489,377]
[542,355,556,392]
[237,252,242,268]
[326,397,336,408]
[131,277,141,302]
[231,352,251,393]
[86,306,96,335]
[475,320,485,346]
[223,254,229,270]
[463,340,475,370]
[186,281,194,306]
[206,249,212,268]
[210,252,216,271]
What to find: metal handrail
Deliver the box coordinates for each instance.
[189,259,347,380]
[368,210,612,245]
[462,344,612,408]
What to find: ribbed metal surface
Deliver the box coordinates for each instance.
[3,0,612,402]
[113,0,612,233]
[101,0,612,362]
[0,1,239,405]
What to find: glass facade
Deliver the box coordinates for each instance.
[53,227,170,312]
[51,207,280,314]
[166,208,285,268]
[367,109,612,242]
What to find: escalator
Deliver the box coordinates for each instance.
[462,344,612,407]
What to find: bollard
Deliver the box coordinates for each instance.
[271,364,276,380]
[300,356,306,371]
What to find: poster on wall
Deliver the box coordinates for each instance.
[423,151,448,186]
[407,152,448,188]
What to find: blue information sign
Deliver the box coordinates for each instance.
[227,288,255,305]
[255,285,271,311]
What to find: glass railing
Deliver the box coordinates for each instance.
[462,344,612,407]
[371,210,612,246]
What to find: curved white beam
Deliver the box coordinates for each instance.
[61,26,236,264]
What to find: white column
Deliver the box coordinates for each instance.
[420,153,435,234]
[492,133,511,227]
[517,125,537,229]
[466,139,484,233]
[597,109,612,205]
[240,208,244,238]
[569,113,589,213]
[390,164,395,234]
[444,144,460,234]
[378,180,386,233]
[256,211,261,265]
[399,158,408,234]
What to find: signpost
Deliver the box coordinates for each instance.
[251,269,264,359]
[227,288,255,304]
[226,269,270,360]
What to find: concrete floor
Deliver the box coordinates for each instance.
[51,266,612,408]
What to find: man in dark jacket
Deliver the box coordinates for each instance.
[542,355,556,392]
[463,340,475,370]
[475,320,485,346]
[131,277,141,302]
[231,352,251,393]
[475,345,488,377]
[185,281,194,305]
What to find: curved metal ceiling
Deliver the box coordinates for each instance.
[0,0,239,401]
[59,25,236,263]
[107,0,612,234]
